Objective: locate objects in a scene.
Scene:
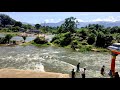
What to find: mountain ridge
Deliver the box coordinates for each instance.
[22,21,120,28]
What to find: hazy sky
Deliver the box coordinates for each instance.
[0,12,120,24]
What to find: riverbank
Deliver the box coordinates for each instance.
[0,32,110,52]
[51,43,110,52]
[0,68,70,78]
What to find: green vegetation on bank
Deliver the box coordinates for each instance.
[30,36,50,47]
[51,17,120,52]
[0,34,13,44]
[0,14,58,34]
[0,14,120,52]
[31,41,51,47]
[0,32,20,36]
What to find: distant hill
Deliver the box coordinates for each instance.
[22,22,35,26]
[41,21,64,27]
[41,21,120,28]
[23,21,120,28]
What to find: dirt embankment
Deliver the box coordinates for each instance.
[0,69,70,78]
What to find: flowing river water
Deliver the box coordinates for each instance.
[0,33,120,78]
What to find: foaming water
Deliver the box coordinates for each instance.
[0,45,120,78]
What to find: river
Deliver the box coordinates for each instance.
[0,33,120,78]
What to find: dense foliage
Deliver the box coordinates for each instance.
[22,36,27,43]
[0,34,13,44]
[33,36,48,44]
[35,24,41,29]
[51,17,120,51]
[1,14,120,51]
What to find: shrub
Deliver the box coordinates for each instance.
[51,35,60,43]
[0,37,7,44]
[77,44,92,52]
[1,28,10,32]
[53,39,60,44]
[51,32,71,46]
[12,40,16,44]
[95,32,105,47]
[71,40,79,50]
[22,36,27,43]
[33,36,48,44]
[5,34,13,44]
[87,33,96,45]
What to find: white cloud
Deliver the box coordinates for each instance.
[76,19,84,22]
[92,16,120,22]
[44,19,49,23]
[92,18,103,22]
[57,19,62,22]
[44,19,53,23]
[44,18,63,23]
[44,18,84,23]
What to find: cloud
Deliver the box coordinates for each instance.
[44,19,54,23]
[44,18,62,23]
[92,16,120,22]
[76,19,84,22]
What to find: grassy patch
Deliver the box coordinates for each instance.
[0,32,20,36]
[31,41,51,47]
[20,42,32,46]
[95,47,109,52]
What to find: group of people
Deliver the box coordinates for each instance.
[71,63,86,78]
[100,65,119,78]
[71,63,120,78]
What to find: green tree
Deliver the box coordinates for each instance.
[59,32,71,46]
[87,33,96,45]
[12,26,20,32]
[27,24,33,29]
[5,34,13,44]
[22,36,27,43]
[104,35,113,47]
[34,36,48,44]
[95,32,105,47]
[59,17,78,33]
[116,34,120,43]
[110,26,119,34]
[0,14,15,27]
[57,24,65,33]
[71,40,78,50]
[0,37,7,44]
[21,24,27,29]
[14,21,22,27]
[35,24,41,29]
[22,24,33,30]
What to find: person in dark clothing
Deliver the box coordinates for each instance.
[108,70,113,78]
[101,65,105,76]
[76,63,80,72]
[114,72,119,78]
[71,69,75,78]
[81,68,86,78]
